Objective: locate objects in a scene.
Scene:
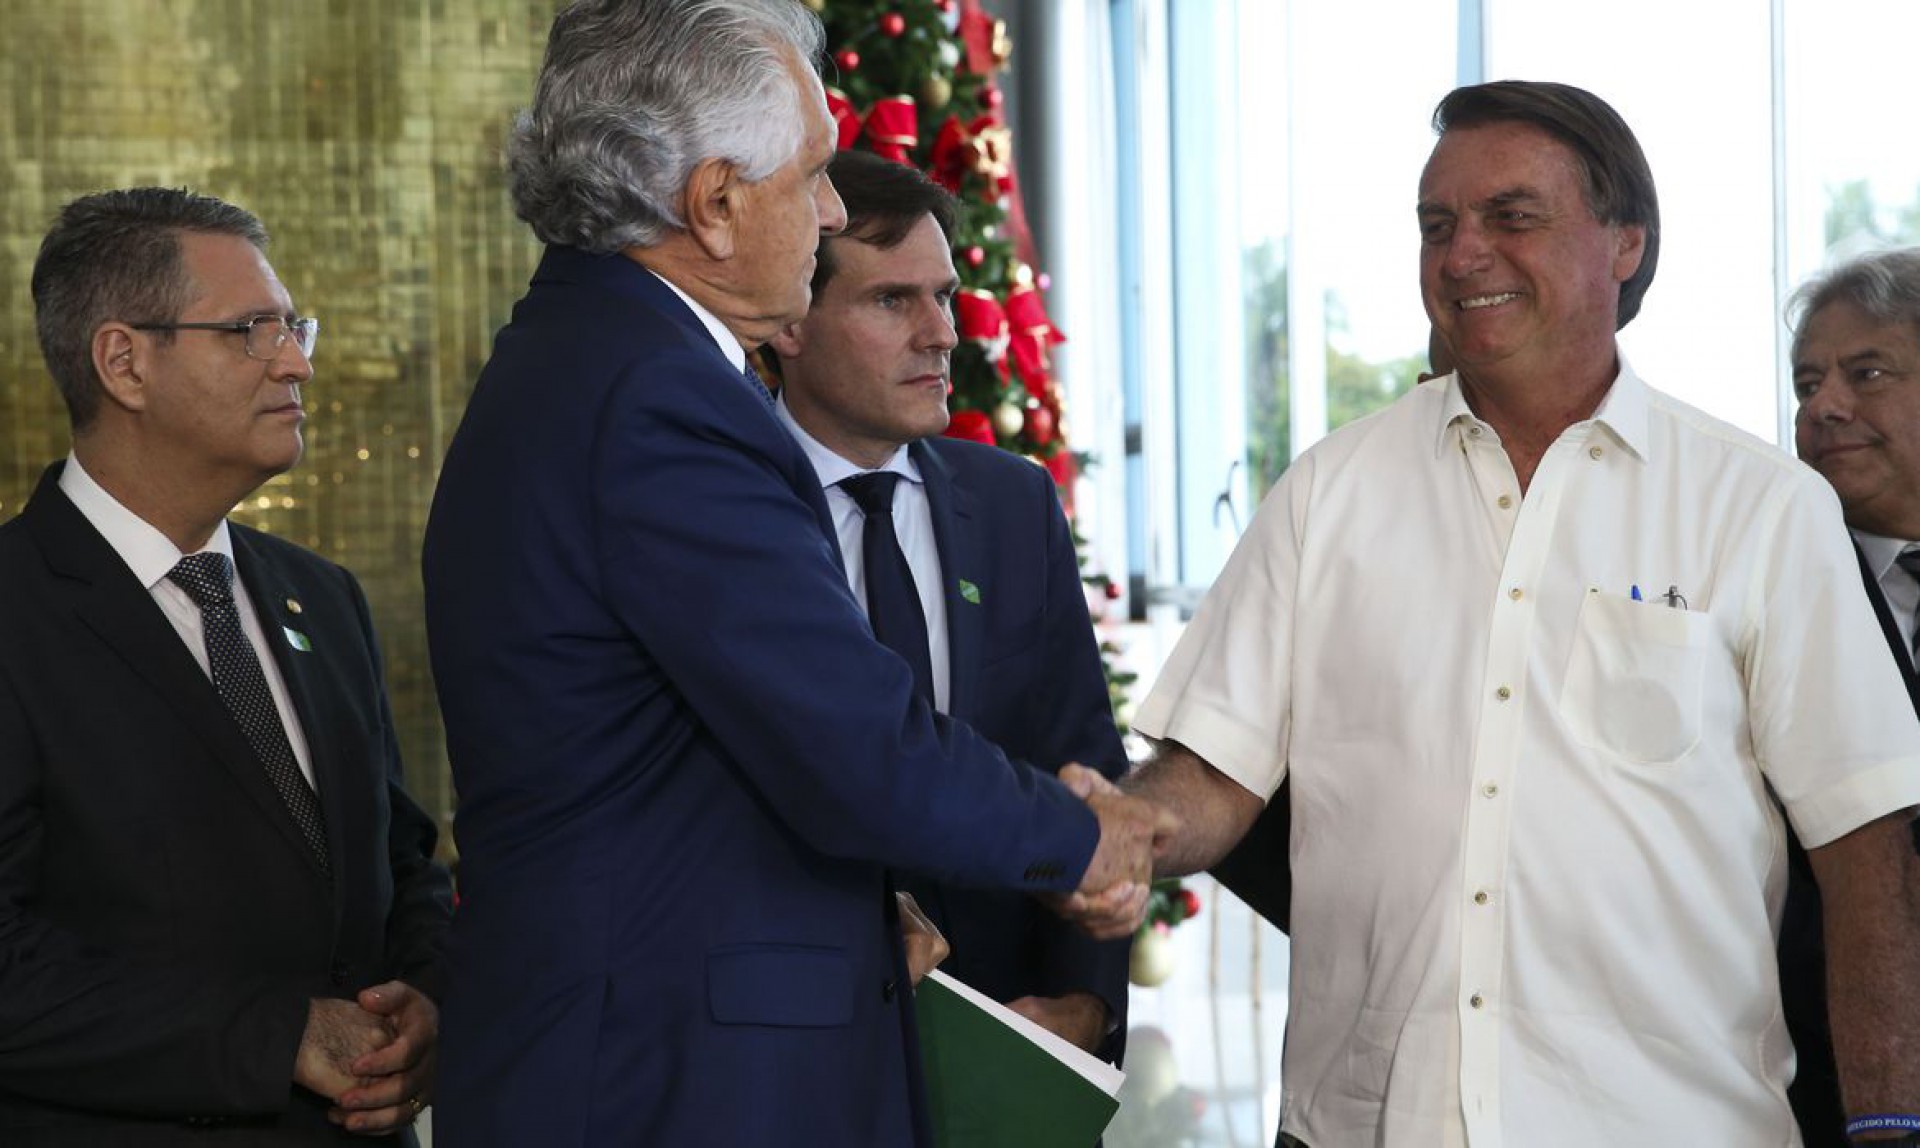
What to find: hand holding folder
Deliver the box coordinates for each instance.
[914,969,1126,1148]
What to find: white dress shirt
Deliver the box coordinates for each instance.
[648,269,747,373]
[1136,362,1920,1148]
[59,455,317,787]
[776,397,951,711]
[1853,529,1920,661]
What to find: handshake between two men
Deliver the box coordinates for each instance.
[899,762,1180,986]
[1053,763,1183,941]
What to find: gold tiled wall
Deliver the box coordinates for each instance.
[0,1,567,843]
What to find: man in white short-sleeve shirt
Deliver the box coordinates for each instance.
[1093,82,1920,1148]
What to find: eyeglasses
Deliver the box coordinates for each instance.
[132,314,319,361]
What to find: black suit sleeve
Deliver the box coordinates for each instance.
[345,574,453,1003]
[1209,785,1292,932]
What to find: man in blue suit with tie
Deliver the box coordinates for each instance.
[421,3,1168,1145]
[766,149,1132,1061]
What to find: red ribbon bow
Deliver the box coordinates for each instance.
[825,87,862,152]
[862,96,919,163]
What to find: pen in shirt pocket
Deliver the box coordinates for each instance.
[1630,583,1688,608]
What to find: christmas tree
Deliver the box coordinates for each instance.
[810,0,1063,468]
[808,0,1137,725]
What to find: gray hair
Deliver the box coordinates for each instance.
[1788,247,1920,359]
[508,0,825,254]
[31,187,269,431]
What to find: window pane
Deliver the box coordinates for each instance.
[1239,0,1458,499]
[1782,2,1920,281]
[1486,0,1778,439]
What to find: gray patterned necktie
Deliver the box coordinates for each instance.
[168,552,331,875]
[1897,546,1920,662]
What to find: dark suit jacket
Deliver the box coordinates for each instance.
[1214,541,1920,1148]
[422,246,1103,1147]
[0,464,451,1145]
[1779,543,1920,1147]
[892,437,1130,1058]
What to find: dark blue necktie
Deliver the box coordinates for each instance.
[168,552,331,875]
[839,472,934,703]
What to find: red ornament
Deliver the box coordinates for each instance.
[879,13,906,37]
[834,48,861,73]
[964,246,986,268]
[983,86,1004,111]
[1103,581,1123,601]
[1177,887,1202,919]
[944,409,997,446]
[1025,403,1056,446]
[935,0,955,11]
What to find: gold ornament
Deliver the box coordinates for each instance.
[971,124,1013,183]
[991,402,1025,438]
[1129,926,1176,987]
[799,0,825,9]
[920,74,953,110]
[991,18,1014,66]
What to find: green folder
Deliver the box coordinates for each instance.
[914,968,1125,1148]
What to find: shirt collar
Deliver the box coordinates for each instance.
[1430,350,1651,461]
[646,269,746,374]
[58,453,235,590]
[774,394,919,488]
[1852,529,1919,581]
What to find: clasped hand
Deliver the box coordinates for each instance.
[294,980,438,1136]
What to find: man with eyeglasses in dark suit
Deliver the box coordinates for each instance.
[0,187,451,1144]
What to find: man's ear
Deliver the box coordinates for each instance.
[768,320,807,360]
[681,157,743,261]
[91,325,149,414]
[1612,223,1646,284]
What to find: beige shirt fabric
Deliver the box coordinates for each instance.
[1136,361,1920,1148]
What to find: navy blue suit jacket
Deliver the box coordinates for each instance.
[423,247,1103,1147]
[892,437,1130,1056]
[0,465,450,1145]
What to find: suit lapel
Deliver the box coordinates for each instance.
[25,467,333,891]
[233,532,344,905]
[913,441,982,719]
[1856,541,1920,715]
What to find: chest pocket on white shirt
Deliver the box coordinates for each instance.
[1561,590,1710,766]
